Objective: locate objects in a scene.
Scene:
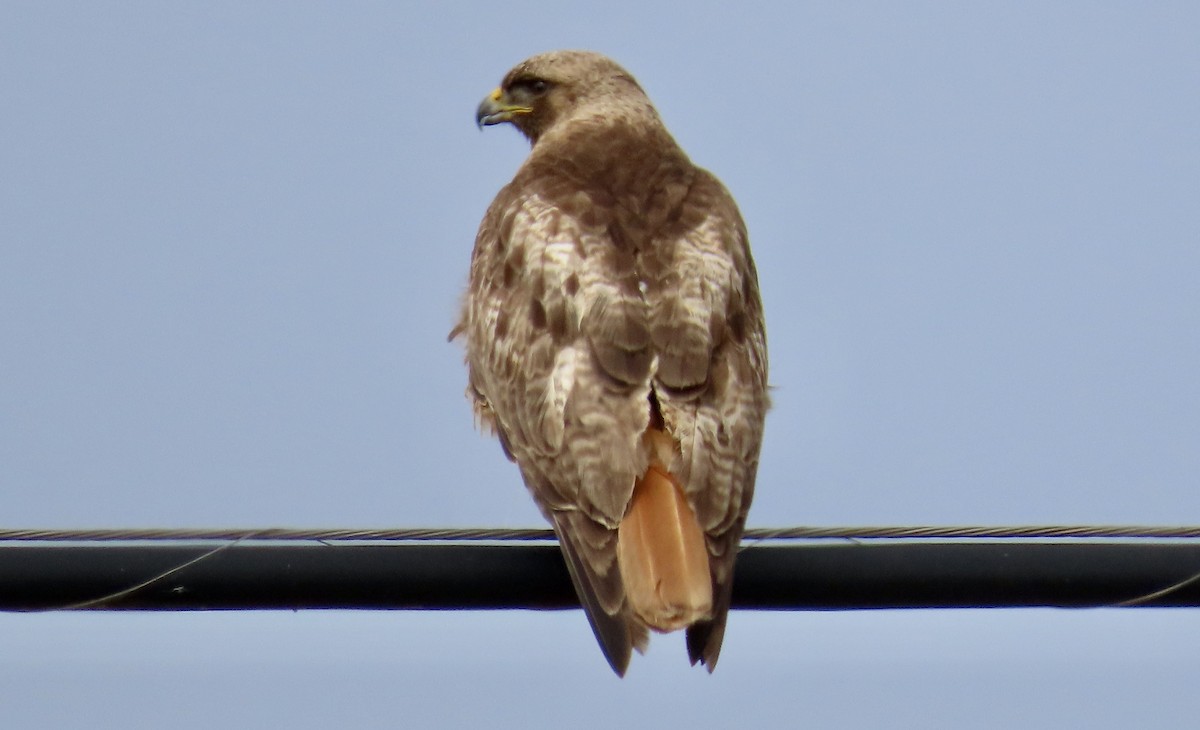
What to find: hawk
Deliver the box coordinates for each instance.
[455,50,768,675]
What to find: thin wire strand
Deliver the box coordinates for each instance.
[45,538,252,611]
[1113,569,1200,607]
[2,525,1200,543]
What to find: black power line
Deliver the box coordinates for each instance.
[2,535,1200,612]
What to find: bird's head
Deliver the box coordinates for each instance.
[475,50,649,144]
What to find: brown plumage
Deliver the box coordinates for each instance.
[455,50,769,675]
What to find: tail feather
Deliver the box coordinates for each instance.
[550,425,731,675]
[616,462,713,632]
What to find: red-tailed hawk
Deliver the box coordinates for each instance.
[455,50,768,675]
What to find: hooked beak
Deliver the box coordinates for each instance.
[476,87,532,129]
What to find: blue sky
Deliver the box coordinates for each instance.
[1,2,1198,726]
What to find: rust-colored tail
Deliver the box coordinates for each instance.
[616,435,713,632]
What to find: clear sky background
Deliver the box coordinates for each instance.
[2,2,1198,726]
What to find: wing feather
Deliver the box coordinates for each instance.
[648,171,770,670]
[461,173,653,666]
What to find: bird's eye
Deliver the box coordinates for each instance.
[513,78,549,95]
